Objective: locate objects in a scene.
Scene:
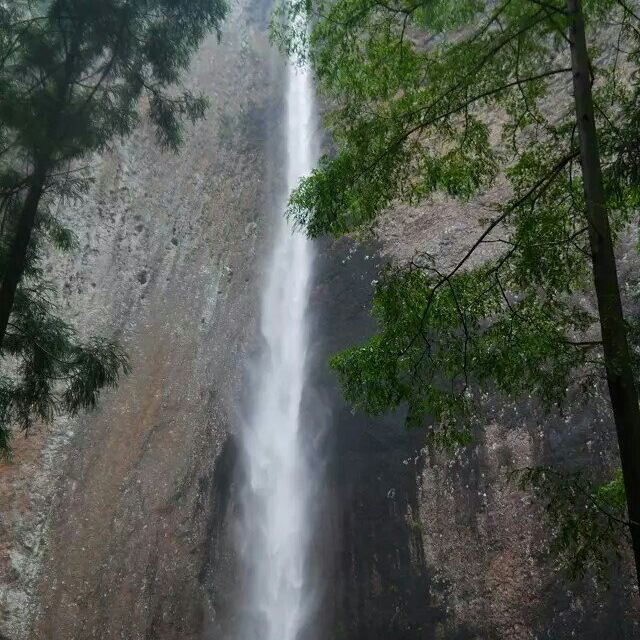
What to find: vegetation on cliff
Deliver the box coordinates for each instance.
[274,0,640,588]
[0,0,227,455]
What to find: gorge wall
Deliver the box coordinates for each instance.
[0,1,284,636]
[0,1,638,638]
[309,225,638,639]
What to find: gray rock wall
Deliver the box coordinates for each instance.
[0,1,286,636]
[372,197,640,637]
[308,231,639,640]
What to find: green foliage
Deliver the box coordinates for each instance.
[0,0,228,455]
[273,0,640,578]
[0,269,130,459]
[513,467,629,581]
[0,0,228,167]
[273,0,639,434]
[412,0,483,32]
[331,257,589,446]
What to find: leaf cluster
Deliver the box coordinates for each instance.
[0,260,130,458]
[512,466,629,581]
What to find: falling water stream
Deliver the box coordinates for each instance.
[238,60,315,640]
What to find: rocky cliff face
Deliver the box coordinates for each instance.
[309,226,637,640]
[370,199,640,638]
[0,1,639,639]
[0,1,284,636]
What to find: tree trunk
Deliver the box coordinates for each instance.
[567,0,640,590]
[0,165,46,348]
[0,20,82,348]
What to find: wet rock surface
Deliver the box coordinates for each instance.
[308,225,639,638]
[307,238,438,640]
[374,193,640,637]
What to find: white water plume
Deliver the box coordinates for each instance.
[237,59,316,640]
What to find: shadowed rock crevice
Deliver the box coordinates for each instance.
[308,238,480,640]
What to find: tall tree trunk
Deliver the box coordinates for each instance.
[567,0,640,590]
[0,22,82,350]
[0,165,46,347]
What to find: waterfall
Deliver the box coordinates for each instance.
[237,61,315,640]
